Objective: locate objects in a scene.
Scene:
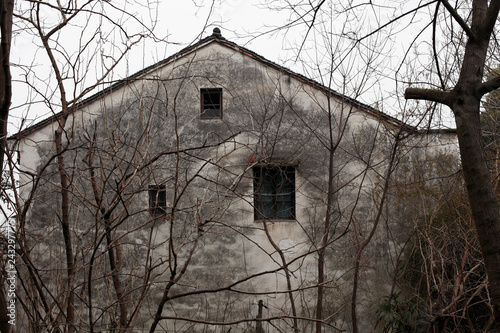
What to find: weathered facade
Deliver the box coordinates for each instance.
[11,28,457,332]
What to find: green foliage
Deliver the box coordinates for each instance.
[385,153,494,332]
[378,292,423,332]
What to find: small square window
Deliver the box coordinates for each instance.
[149,185,166,216]
[254,166,295,220]
[201,88,222,119]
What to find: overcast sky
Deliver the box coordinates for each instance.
[146,1,294,61]
[10,0,303,133]
[9,1,457,132]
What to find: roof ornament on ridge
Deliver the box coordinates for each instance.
[212,27,223,38]
[9,24,415,140]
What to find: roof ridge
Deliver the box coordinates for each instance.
[10,28,414,139]
[9,32,222,139]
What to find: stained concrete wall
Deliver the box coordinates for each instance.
[13,40,458,332]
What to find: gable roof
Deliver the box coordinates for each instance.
[11,28,416,140]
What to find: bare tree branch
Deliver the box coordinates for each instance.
[440,0,477,40]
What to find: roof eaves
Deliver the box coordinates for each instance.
[9,35,221,140]
[10,31,416,139]
[214,38,416,131]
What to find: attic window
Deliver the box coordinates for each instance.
[201,88,222,119]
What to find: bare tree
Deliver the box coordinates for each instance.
[8,1,166,331]
[378,152,494,332]
[404,3,500,325]
[4,3,464,333]
[0,1,13,331]
[0,0,12,170]
[261,0,500,329]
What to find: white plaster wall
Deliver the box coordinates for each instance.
[13,39,459,332]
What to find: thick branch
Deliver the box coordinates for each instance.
[404,87,451,106]
[476,74,500,98]
[440,0,477,40]
[482,0,500,37]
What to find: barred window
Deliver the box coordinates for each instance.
[149,185,166,216]
[253,166,295,220]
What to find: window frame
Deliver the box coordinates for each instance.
[148,184,167,216]
[253,165,296,221]
[200,88,223,119]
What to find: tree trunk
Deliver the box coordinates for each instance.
[0,0,12,172]
[404,2,500,326]
[0,1,13,332]
[454,97,500,324]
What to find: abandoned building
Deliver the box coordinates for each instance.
[11,28,457,332]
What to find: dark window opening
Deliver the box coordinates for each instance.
[149,185,166,216]
[201,88,222,119]
[254,166,295,220]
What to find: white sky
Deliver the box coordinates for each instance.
[10,1,301,133]
[9,0,457,133]
[143,0,294,62]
